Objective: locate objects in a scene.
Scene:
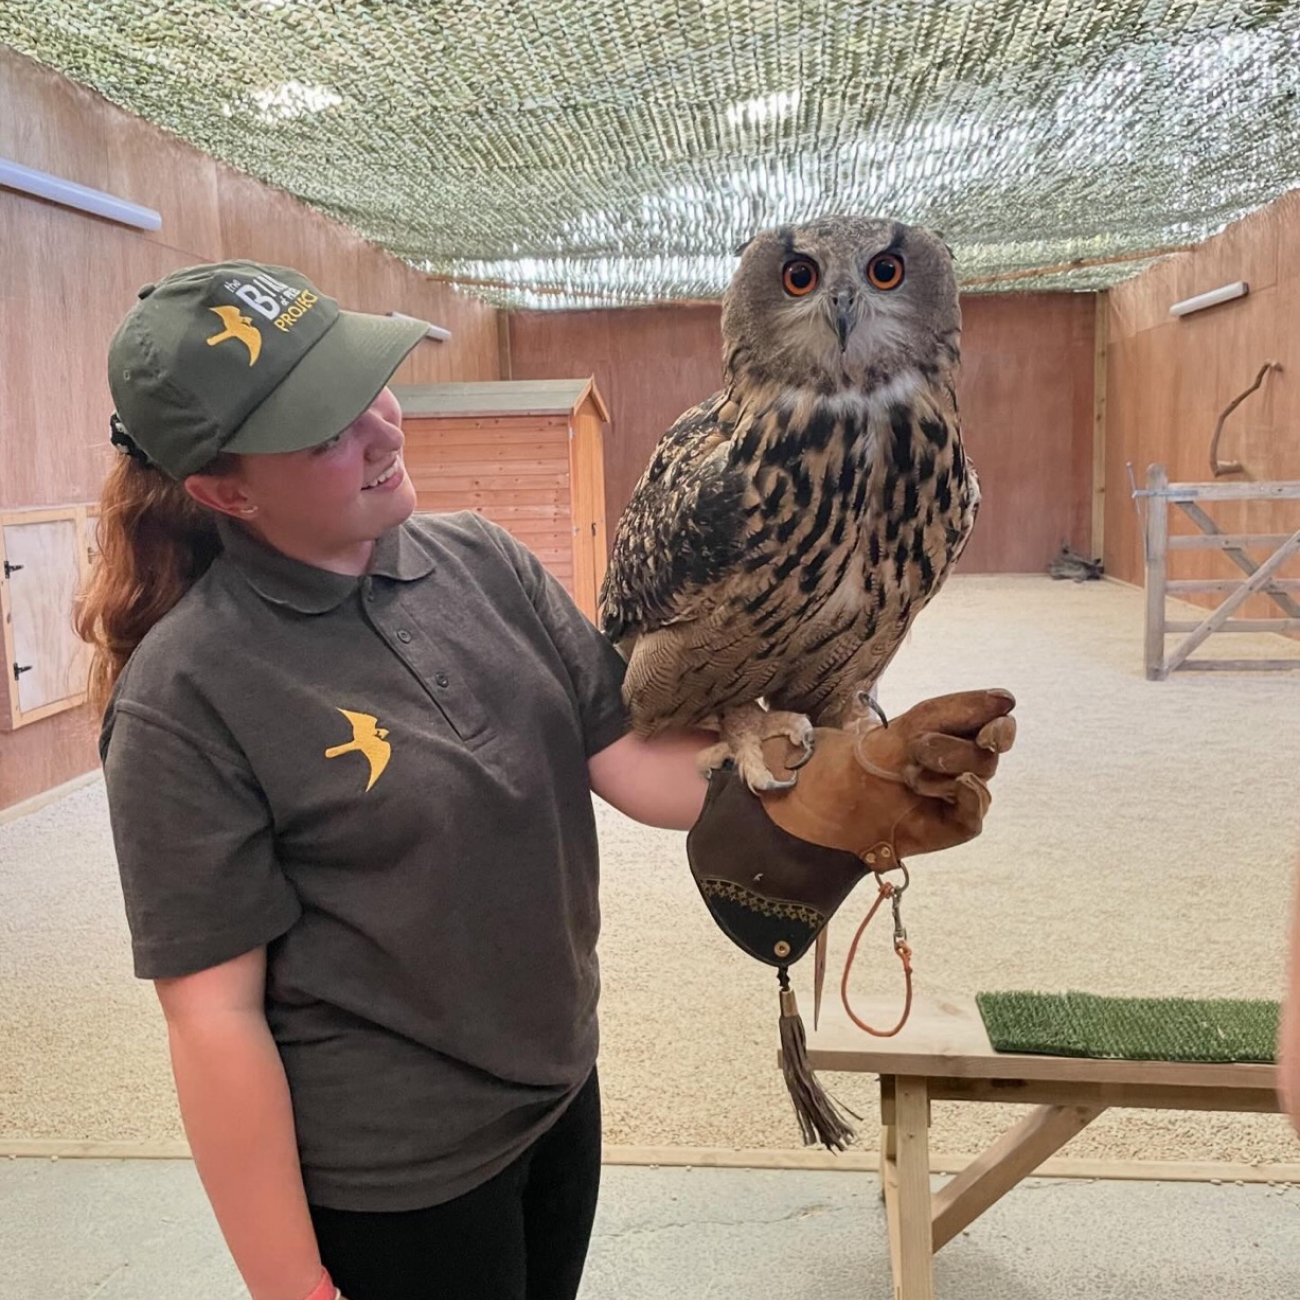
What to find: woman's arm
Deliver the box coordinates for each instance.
[156,947,327,1300]
[588,728,714,830]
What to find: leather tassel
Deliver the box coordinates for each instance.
[777,968,855,1151]
[813,927,828,1030]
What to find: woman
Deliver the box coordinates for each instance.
[81,259,711,1300]
[81,259,1011,1300]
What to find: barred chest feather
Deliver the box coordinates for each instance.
[728,375,978,721]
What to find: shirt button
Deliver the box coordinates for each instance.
[435,672,449,688]
[396,629,412,644]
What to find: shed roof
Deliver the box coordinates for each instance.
[393,379,609,422]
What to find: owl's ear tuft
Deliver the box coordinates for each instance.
[734,236,755,257]
[929,229,956,261]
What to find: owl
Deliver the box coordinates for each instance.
[598,215,980,792]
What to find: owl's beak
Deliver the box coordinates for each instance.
[832,291,857,352]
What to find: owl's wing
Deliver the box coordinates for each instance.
[599,391,750,646]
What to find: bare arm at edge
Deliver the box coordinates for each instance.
[588,728,713,830]
[155,947,325,1300]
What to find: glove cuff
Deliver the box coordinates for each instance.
[687,762,888,968]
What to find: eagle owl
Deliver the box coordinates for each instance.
[599,215,979,791]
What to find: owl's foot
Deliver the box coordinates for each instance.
[697,704,816,793]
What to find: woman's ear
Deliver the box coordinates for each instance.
[183,467,256,519]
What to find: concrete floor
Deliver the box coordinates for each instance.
[3,1159,1298,1299]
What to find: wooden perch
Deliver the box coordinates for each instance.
[1210,361,1281,478]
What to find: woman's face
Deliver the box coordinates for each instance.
[190,386,418,573]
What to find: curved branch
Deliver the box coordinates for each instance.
[1210,361,1281,478]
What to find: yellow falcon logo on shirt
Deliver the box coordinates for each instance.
[206,305,263,365]
[325,709,391,792]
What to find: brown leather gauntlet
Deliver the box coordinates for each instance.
[684,688,1016,1150]
[762,687,1017,863]
[686,689,1016,968]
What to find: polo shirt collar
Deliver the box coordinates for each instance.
[217,517,438,614]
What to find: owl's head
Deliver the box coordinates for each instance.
[721,215,960,395]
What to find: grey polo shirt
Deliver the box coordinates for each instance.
[100,511,629,1211]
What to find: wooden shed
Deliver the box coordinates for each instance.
[391,379,611,622]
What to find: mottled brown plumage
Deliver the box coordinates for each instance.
[599,215,979,790]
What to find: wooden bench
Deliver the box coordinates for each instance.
[804,992,1282,1300]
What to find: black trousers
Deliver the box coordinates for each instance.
[310,1069,601,1300]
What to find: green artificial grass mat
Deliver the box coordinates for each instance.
[975,991,1279,1063]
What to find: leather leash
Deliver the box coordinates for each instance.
[813,862,914,1037]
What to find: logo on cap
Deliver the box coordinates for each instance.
[204,269,322,367]
[207,306,263,365]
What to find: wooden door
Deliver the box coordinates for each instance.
[568,408,609,624]
[0,508,92,729]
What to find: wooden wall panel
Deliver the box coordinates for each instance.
[1105,187,1300,605]
[509,294,1096,574]
[951,293,1096,573]
[0,49,503,810]
[508,304,727,544]
[0,707,98,812]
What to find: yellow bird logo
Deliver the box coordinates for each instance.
[206,305,262,365]
[325,709,391,792]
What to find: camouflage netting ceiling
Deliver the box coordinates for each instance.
[3,1,1300,308]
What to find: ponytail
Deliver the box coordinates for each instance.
[76,454,234,714]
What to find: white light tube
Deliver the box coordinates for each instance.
[1169,281,1249,317]
[0,156,162,231]
[389,310,452,341]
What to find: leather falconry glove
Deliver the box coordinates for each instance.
[686,688,1016,1151]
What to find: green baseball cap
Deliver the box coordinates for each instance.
[107,260,430,479]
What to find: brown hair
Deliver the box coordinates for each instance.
[76,454,236,714]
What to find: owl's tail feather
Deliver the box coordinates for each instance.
[777,968,857,1151]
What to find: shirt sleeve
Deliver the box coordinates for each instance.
[102,703,302,980]
[476,517,631,756]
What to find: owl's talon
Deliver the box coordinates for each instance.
[697,704,819,793]
[732,750,801,793]
[854,689,889,728]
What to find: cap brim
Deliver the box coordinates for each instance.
[223,310,429,457]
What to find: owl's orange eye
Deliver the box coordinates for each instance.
[867,252,905,290]
[782,258,819,296]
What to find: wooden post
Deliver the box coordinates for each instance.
[496,312,513,380]
[1091,292,1108,562]
[1144,464,1169,680]
[879,1074,897,1202]
[892,1076,935,1300]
